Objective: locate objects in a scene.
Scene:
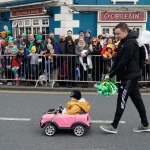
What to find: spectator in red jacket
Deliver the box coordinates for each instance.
[10,47,21,86]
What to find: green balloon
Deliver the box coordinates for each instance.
[7,30,11,35]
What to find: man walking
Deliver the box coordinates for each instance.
[100,22,150,134]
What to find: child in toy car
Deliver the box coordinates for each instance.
[62,90,90,115]
[40,90,91,137]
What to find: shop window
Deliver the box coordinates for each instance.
[42,27,49,40]
[113,28,115,35]
[33,27,40,35]
[42,19,49,26]
[25,27,31,34]
[12,28,18,38]
[19,28,24,35]
[18,20,24,27]
[24,19,31,27]
[12,18,49,40]
[102,28,110,35]
[33,19,40,26]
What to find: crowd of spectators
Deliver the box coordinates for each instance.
[1,29,148,88]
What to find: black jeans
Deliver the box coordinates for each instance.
[111,78,149,128]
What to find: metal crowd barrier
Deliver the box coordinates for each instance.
[0,54,47,87]
[0,54,150,88]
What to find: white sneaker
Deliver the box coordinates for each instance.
[7,82,10,85]
[0,82,3,85]
[9,82,12,86]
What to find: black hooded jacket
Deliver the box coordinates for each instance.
[109,30,141,80]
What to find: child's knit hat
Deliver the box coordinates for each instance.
[8,38,14,43]
[36,34,42,41]
[11,47,18,52]
[31,46,36,53]
[70,90,81,100]
[22,33,27,37]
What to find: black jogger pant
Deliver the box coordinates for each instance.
[111,78,149,128]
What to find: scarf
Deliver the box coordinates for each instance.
[78,43,85,51]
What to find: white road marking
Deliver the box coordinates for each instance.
[91,120,125,124]
[0,117,31,121]
[0,117,125,124]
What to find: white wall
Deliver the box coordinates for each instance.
[55,0,79,36]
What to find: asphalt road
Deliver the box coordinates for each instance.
[0,91,150,150]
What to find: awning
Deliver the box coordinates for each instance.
[71,5,150,12]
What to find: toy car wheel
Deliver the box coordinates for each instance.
[74,125,85,137]
[44,124,56,136]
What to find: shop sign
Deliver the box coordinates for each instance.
[11,8,45,17]
[99,11,146,22]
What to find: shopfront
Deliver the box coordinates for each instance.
[72,0,150,37]
[10,7,50,39]
[97,11,147,36]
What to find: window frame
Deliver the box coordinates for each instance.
[24,19,31,27]
[18,20,24,27]
[32,19,40,26]
[12,18,49,40]
[42,18,49,26]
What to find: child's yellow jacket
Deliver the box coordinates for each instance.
[64,100,90,115]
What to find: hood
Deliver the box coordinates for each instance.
[123,29,139,42]
[76,101,91,113]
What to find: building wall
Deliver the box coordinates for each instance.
[54,0,80,38]
[72,0,150,36]
[0,12,11,33]
[49,6,61,40]
[147,12,150,31]
[1,0,150,39]
[73,12,97,37]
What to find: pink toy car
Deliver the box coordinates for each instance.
[40,105,91,136]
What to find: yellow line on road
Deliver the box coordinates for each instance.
[0,90,150,95]
[0,90,96,95]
